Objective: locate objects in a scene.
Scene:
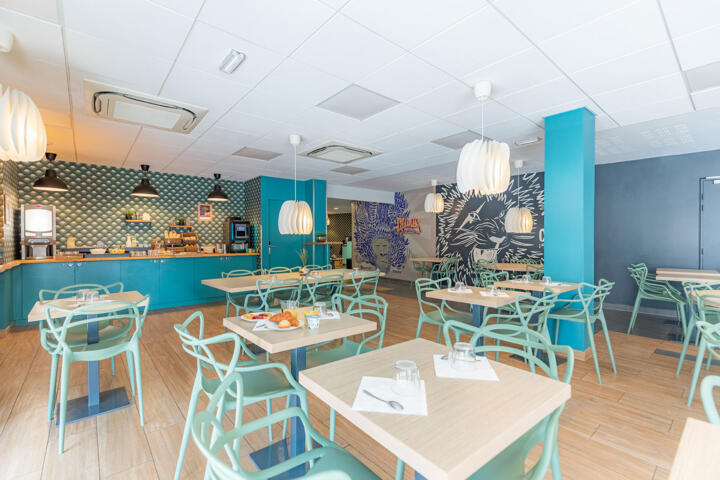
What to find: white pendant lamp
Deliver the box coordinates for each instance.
[278,134,313,235]
[456,81,510,195]
[504,160,533,234]
[0,84,47,163]
[424,179,444,213]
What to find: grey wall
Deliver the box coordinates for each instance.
[595,149,720,308]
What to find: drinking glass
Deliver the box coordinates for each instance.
[393,360,421,396]
[353,267,360,275]
[450,342,477,371]
[488,285,498,295]
[269,274,277,282]
[306,314,320,329]
[313,302,327,317]
[75,289,90,303]
[455,281,465,291]
[522,274,531,283]
[87,291,100,303]
[543,275,552,285]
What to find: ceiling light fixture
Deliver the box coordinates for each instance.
[278,134,313,235]
[456,81,510,195]
[424,179,444,213]
[504,160,533,234]
[514,136,542,146]
[0,84,47,163]
[219,49,246,74]
[33,153,69,192]
[207,173,229,202]
[131,164,159,198]
[0,26,14,53]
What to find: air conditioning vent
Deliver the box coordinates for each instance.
[84,79,208,133]
[300,141,381,164]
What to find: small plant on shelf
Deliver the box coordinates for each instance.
[176,216,186,226]
[297,248,308,267]
[124,209,134,220]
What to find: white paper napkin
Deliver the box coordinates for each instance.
[448,287,472,294]
[252,321,270,331]
[319,310,340,320]
[433,355,499,381]
[479,291,509,298]
[352,376,427,416]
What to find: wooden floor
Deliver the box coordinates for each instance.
[0,283,717,480]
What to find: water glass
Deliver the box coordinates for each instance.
[281,300,299,312]
[450,342,477,371]
[353,267,360,275]
[488,285,498,295]
[75,289,90,303]
[269,274,277,282]
[543,275,552,285]
[306,314,320,329]
[455,281,465,291]
[87,291,100,303]
[313,302,327,317]
[393,360,421,396]
[522,274,531,283]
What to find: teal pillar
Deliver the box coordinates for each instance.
[544,108,595,351]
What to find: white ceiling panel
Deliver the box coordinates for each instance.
[538,0,668,74]
[285,107,363,138]
[216,109,284,137]
[444,100,520,131]
[593,73,688,115]
[40,109,72,128]
[191,126,258,155]
[62,0,193,60]
[341,0,486,50]
[413,5,531,78]
[319,0,350,10]
[356,54,455,102]
[291,14,405,82]
[335,104,435,143]
[672,24,720,71]
[2,59,70,112]
[151,0,204,18]
[595,115,621,131]
[133,128,197,149]
[482,117,543,144]
[0,6,65,65]
[659,0,720,38]
[199,0,335,55]
[45,126,76,161]
[462,48,563,99]
[529,98,602,125]
[497,77,587,117]
[610,96,693,126]
[0,1,58,23]
[232,89,317,124]
[72,113,140,165]
[407,79,476,117]
[692,85,720,110]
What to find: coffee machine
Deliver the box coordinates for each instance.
[21,204,57,259]
[223,217,252,253]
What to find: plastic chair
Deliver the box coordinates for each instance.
[546,280,616,384]
[191,372,381,480]
[676,281,720,374]
[173,311,307,480]
[701,376,720,425]
[300,273,344,306]
[244,278,303,313]
[627,263,686,334]
[482,291,558,341]
[305,264,331,271]
[395,322,574,480]
[687,308,720,406]
[222,269,264,318]
[414,277,473,342]
[267,266,293,274]
[348,269,380,297]
[411,260,430,283]
[472,268,509,288]
[527,264,544,280]
[41,296,149,453]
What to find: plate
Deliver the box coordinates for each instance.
[241,312,272,322]
[264,321,302,331]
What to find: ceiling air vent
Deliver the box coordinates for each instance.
[84,79,208,133]
[301,142,381,164]
[332,166,369,174]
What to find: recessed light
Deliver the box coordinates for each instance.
[219,49,246,74]
[332,165,369,175]
[232,146,282,161]
[317,84,399,120]
[333,207,339,210]
[431,130,485,150]
[514,136,542,146]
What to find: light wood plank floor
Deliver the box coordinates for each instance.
[0,285,717,480]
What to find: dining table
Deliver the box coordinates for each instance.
[426,286,522,335]
[669,417,720,479]
[223,310,376,477]
[656,267,720,284]
[27,290,145,424]
[492,262,543,272]
[299,338,571,479]
[411,257,445,263]
[201,268,384,294]
[492,278,578,295]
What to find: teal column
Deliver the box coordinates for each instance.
[544,108,595,351]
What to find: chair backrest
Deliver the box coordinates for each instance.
[483,291,558,332]
[333,293,388,350]
[305,264,331,271]
[304,273,344,304]
[267,266,292,274]
[693,289,720,324]
[627,263,648,288]
[441,257,460,282]
[350,269,380,297]
[256,278,302,310]
[472,269,508,288]
[222,269,262,279]
[696,320,720,349]
[701,375,720,425]
[574,279,614,316]
[526,264,544,280]
[39,282,124,300]
[474,259,497,270]
[414,277,450,317]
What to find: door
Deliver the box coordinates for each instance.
[268,199,302,269]
[701,178,720,269]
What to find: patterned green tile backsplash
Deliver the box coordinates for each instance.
[1,160,20,261]
[18,159,245,249]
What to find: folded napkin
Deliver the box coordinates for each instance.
[319,310,341,320]
[448,287,472,294]
[479,291,509,298]
[509,279,531,283]
[544,282,565,287]
[433,355,499,381]
[252,321,270,331]
[352,376,427,416]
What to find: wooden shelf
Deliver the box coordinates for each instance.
[169,224,192,228]
[303,242,342,245]
[125,220,151,223]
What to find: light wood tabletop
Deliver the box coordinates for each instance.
[493,279,578,294]
[426,286,521,309]
[222,313,376,354]
[411,257,445,263]
[669,417,720,480]
[27,291,145,322]
[490,262,543,272]
[299,338,571,480]
[690,290,720,309]
[202,268,384,294]
[656,268,720,284]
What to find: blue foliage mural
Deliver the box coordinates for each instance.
[353,192,410,274]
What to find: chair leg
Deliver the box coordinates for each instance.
[174,380,201,480]
[598,313,617,374]
[587,322,603,385]
[688,340,707,406]
[551,442,562,480]
[707,351,713,370]
[266,398,273,442]
[436,325,441,343]
[395,459,405,480]
[47,354,58,422]
[281,396,291,439]
[415,317,423,339]
[554,318,561,345]
[111,356,115,376]
[627,294,643,334]
[126,351,136,397]
[329,408,336,442]
[132,345,144,426]
[57,355,71,454]
[677,318,695,375]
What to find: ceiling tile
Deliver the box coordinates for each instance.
[63,0,193,59]
[40,109,72,128]
[45,126,76,162]
[285,107,363,138]
[595,115,620,131]
[151,0,204,18]
[413,5,531,78]
[659,0,720,38]
[216,109,284,137]
[673,24,720,70]
[692,85,720,110]
[134,128,197,148]
[0,6,65,65]
[482,117,543,144]
[569,42,679,95]
[199,0,335,55]
[356,54,455,102]
[497,77,586,117]
[232,89,317,124]
[407,79,476,117]
[593,73,688,114]
[610,96,693,126]
[342,0,486,50]
[72,113,140,165]
[319,0,350,9]
[0,1,59,23]
[529,98,602,125]
[538,0,668,73]
[444,100,520,131]
[2,59,70,112]
[335,104,436,143]
[291,14,405,82]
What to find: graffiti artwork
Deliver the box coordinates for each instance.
[354,192,410,273]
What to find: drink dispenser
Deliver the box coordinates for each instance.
[21,204,56,259]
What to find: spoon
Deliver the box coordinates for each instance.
[363,389,403,410]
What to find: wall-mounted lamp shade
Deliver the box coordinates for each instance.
[207,173,229,202]
[456,138,510,195]
[0,85,47,163]
[504,206,533,233]
[278,200,313,235]
[219,49,246,74]
[33,153,68,192]
[131,164,158,198]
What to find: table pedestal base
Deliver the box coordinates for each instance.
[249,438,308,479]
[56,386,130,425]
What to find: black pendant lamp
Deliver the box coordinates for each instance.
[33,153,69,192]
[131,164,159,198]
[207,173,229,202]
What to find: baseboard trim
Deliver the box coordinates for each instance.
[0,323,12,338]
[555,345,592,361]
[604,302,678,318]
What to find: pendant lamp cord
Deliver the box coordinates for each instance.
[481,100,485,140]
[293,144,297,202]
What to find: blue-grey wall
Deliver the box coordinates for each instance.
[595,149,720,308]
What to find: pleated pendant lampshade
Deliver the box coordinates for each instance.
[424,179,444,213]
[504,159,533,234]
[278,134,313,235]
[0,85,47,163]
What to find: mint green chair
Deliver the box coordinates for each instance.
[527,264,544,280]
[173,311,306,480]
[222,269,264,318]
[415,277,473,342]
[627,263,686,334]
[546,280,616,384]
[305,264,331,271]
[300,273,344,306]
[243,277,302,313]
[348,269,380,297]
[267,266,293,274]
[701,376,720,425]
[394,322,574,480]
[482,291,558,335]
[191,372,380,480]
[677,281,720,374]
[42,297,149,453]
[472,268,509,288]
[411,259,431,283]
[687,311,720,406]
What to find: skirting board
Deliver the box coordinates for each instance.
[604,302,677,318]
[556,345,592,361]
[0,323,10,338]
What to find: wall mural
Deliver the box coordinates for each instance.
[437,173,545,284]
[353,192,410,274]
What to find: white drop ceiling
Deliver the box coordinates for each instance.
[2,0,720,192]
